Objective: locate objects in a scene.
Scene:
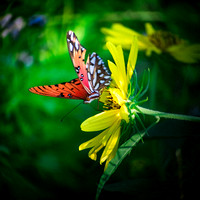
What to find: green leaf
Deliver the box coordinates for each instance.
[96,133,144,200]
[96,117,160,200]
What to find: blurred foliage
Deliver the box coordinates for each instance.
[0,0,200,199]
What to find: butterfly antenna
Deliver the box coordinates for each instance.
[60,101,83,122]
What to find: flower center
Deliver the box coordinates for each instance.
[148,30,182,51]
[103,95,121,110]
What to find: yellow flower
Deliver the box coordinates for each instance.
[101,23,200,64]
[79,38,138,170]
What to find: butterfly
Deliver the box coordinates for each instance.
[29,30,111,103]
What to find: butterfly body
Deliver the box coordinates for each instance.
[29,31,111,103]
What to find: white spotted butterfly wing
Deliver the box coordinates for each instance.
[29,31,111,103]
[67,31,111,103]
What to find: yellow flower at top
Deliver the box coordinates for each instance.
[79,38,138,170]
[101,23,200,64]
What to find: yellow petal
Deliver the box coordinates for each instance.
[145,23,156,35]
[107,60,119,84]
[79,129,109,150]
[146,48,153,56]
[102,23,161,55]
[120,104,129,123]
[109,88,125,105]
[127,37,138,85]
[106,42,127,89]
[117,45,127,93]
[88,144,104,161]
[89,152,97,161]
[111,23,141,36]
[116,45,126,76]
[101,118,121,146]
[101,23,141,39]
[106,42,126,73]
[106,42,127,94]
[167,44,200,64]
[100,121,121,164]
[106,41,119,65]
[107,60,125,95]
[104,35,133,50]
[104,130,120,170]
[81,110,120,132]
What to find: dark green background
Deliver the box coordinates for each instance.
[0,0,200,199]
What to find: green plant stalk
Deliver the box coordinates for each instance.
[135,106,200,121]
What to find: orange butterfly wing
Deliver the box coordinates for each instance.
[67,31,111,96]
[29,78,88,100]
[29,31,111,103]
[67,31,91,94]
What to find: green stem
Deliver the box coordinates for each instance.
[134,106,200,122]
